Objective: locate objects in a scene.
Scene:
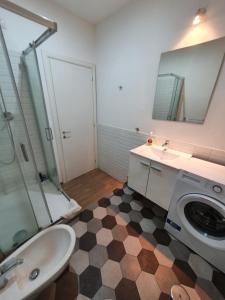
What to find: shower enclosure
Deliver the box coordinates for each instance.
[22,47,58,188]
[0,1,79,257]
[153,73,185,121]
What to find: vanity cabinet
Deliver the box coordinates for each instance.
[128,153,178,210]
[128,154,150,196]
[146,161,177,210]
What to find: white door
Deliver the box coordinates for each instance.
[48,58,96,182]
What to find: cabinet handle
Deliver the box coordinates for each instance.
[151,166,162,172]
[140,161,150,167]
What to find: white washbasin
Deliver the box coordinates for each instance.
[149,146,192,161]
[0,225,76,300]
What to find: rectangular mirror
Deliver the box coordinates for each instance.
[152,37,225,124]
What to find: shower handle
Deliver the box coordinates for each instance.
[45,128,53,141]
[20,144,29,162]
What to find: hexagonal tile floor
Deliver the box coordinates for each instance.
[68,184,225,300]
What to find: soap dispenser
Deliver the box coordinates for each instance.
[147,131,154,146]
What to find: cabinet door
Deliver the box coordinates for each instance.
[128,154,150,196]
[146,161,177,210]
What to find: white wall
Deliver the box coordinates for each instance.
[96,0,225,150]
[1,0,96,62]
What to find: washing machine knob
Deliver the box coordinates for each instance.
[212,185,223,193]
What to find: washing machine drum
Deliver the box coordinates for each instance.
[177,194,225,239]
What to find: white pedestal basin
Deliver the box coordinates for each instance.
[0,225,76,300]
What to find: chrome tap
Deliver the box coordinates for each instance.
[0,257,24,290]
[162,140,170,151]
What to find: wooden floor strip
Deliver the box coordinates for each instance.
[62,169,123,210]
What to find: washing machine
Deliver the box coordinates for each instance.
[165,170,225,273]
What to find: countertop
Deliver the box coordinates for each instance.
[130,144,225,186]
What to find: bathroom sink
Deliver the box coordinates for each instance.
[149,146,192,161]
[151,147,179,160]
[0,225,76,300]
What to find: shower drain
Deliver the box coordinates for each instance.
[29,268,40,281]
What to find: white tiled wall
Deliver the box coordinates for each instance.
[97,125,147,181]
[98,124,225,182]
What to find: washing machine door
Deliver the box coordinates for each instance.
[177,193,225,247]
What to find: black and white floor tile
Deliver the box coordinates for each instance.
[68,185,225,300]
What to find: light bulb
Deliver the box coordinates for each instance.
[193,15,201,25]
[193,8,207,26]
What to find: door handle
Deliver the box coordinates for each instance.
[62,131,71,134]
[62,131,71,139]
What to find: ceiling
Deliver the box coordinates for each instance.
[50,0,134,24]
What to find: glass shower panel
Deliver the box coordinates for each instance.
[23,47,60,188]
[0,26,51,255]
[0,103,38,254]
[0,84,38,254]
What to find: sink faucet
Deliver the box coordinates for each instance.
[0,257,24,290]
[162,140,170,151]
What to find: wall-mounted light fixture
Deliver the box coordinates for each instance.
[193,8,207,25]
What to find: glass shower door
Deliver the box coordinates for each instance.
[0,93,39,254]
[0,26,51,255]
[23,47,60,188]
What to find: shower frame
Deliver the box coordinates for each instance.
[0,0,57,50]
[157,73,185,121]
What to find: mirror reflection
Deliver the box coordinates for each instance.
[153,37,225,124]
